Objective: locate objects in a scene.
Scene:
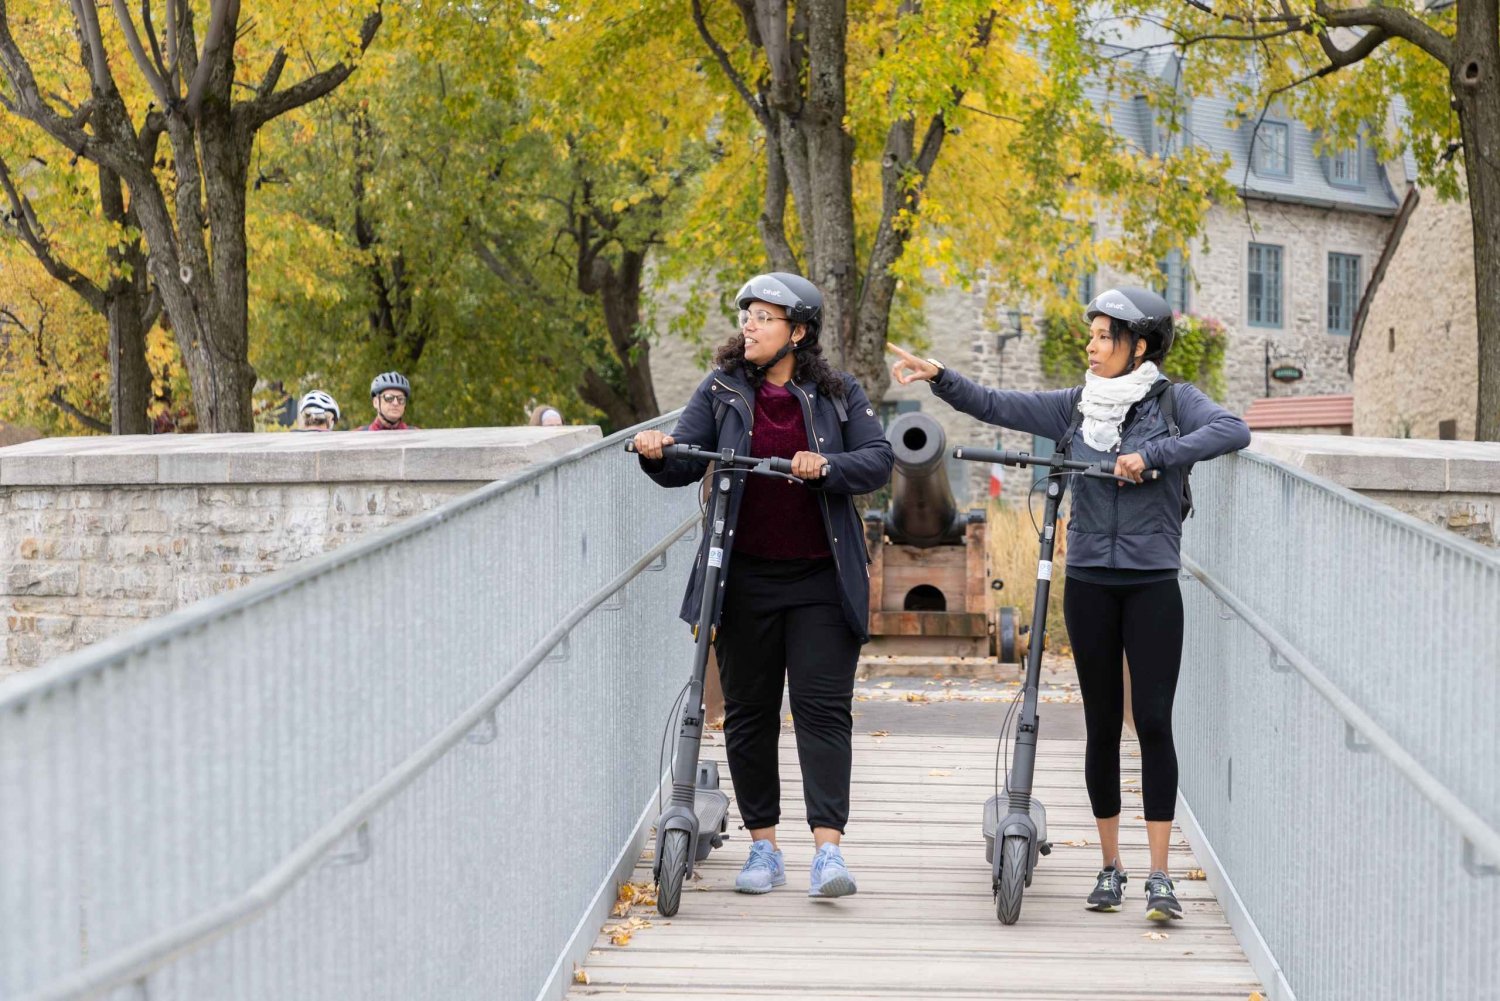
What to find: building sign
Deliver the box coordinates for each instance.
[1271,365,1304,383]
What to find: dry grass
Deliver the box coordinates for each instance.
[986,499,1071,654]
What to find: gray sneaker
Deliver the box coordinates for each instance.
[808,843,857,898]
[1144,870,1183,921]
[1087,864,1127,912]
[735,839,786,894]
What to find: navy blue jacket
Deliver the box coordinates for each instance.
[931,367,1250,572]
[640,368,895,641]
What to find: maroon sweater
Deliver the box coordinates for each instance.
[734,381,832,561]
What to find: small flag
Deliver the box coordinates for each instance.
[989,463,1004,499]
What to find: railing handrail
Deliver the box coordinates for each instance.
[27,510,698,1001]
[0,414,685,711]
[1179,554,1500,874]
[1233,447,1500,567]
[1180,445,1500,875]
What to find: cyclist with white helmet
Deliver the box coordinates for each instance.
[295,390,341,432]
[890,286,1250,922]
[357,372,416,431]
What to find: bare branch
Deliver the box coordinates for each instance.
[0,7,93,155]
[240,9,381,130]
[691,0,768,126]
[68,0,114,91]
[141,0,169,83]
[110,0,174,108]
[47,388,111,432]
[184,0,238,120]
[0,154,107,313]
[257,47,287,99]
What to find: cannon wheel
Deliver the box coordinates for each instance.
[994,606,1019,663]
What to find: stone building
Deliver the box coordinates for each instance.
[1350,183,1482,440]
[649,52,1407,502]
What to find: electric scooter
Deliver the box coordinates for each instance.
[624,441,819,916]
[951,444,1156,924]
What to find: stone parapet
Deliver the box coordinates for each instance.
[0,426,600,676]
[1249,433,1500,546]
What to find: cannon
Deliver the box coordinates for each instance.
[864,412,1019,662]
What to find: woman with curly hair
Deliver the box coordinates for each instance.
[633,272,893,899]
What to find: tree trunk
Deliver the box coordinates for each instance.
[577,245,660,429]
[1453,0,1500,440]
[98,166,152,434]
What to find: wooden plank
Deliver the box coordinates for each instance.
[568,730,1262,999]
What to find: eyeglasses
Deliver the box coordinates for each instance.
[378,393,408,405]
[738,308,789,329]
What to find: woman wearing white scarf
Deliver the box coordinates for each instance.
[889,286,1249,923]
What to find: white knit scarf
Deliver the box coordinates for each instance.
[1079,361,1161,452]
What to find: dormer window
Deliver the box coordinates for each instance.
[1327,141,1362,187]
[1252,121,1290,177]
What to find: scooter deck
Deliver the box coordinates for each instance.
[693,789,730,861]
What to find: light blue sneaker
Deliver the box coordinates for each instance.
[808,843,857,898]
[735,839,786,894]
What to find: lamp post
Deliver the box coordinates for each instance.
[996,308,1023,387]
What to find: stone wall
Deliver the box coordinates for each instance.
[1124,200,1393,420]
[0,426,600,677]
[1353,189,1480,439]
[1250,433,1500,546]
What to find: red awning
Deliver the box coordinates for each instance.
[1243,394,1354,431]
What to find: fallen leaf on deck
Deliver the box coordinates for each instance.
[573,965,590,985]
[1185,868,1207,880]
[876,681,894,689]
[612,880,658,916]
[1143,931,1170,941]
[869,730,890,737]
[929,770,952,777]
[904,692,929,703]
[1249,993,1266,1001]
[1061,838,1091,847]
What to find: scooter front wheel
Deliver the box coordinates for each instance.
[995,834,1029,924]
[656,829,690,917]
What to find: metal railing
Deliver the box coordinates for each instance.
[1176,449,1500,1001]
[0,415,700,1001]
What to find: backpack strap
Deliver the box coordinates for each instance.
[1158,380,1181,437]
[1055,387,1086,458]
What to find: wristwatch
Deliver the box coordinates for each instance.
[926,358,945,376]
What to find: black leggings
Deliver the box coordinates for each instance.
[714,555,861,833]
[1062,576,1184,822]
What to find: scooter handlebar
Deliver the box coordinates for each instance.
[951,445,1159,482]
[625,440,813,479]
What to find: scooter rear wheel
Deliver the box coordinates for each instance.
[995,834,1028,924]
[656,829,690,917]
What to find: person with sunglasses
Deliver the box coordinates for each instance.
[294,390,341,432]
[633,272,893,900]
[357,372,417,431]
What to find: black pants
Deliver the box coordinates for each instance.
[1062,576,1184,822]
[714,554,861,833]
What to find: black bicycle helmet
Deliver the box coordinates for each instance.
[370,371,412,399]
[1085,286,1175,358]
[735,272,823,333]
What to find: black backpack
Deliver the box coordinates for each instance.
[1055,379,1194,520]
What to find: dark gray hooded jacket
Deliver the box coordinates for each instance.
[931,368,1250,571]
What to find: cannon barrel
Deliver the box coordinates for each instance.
[885,412,967,547]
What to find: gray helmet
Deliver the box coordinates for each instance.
[735,272,823,333]
[370,371,411,399]
[1085,286,1175,357]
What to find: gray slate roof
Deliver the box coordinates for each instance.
[1088,48,1406,216]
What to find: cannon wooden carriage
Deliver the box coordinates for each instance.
[864,412,1018,661]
